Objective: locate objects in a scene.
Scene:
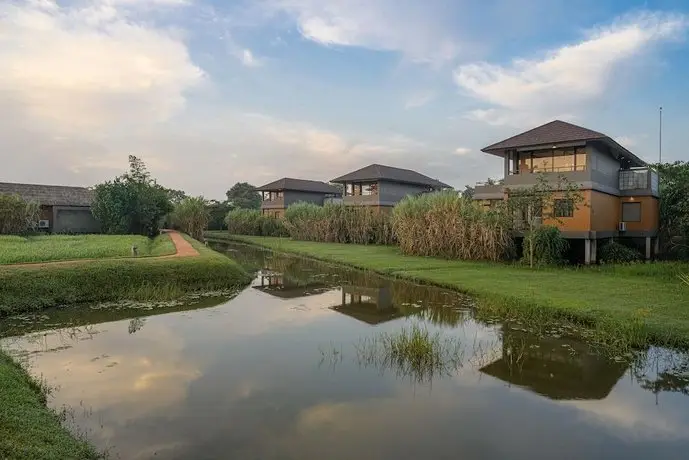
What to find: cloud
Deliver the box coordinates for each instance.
[404,91,436,109]
[454,11,688,126]
[264,0,461,64]
[240,48,263,67]
[454,147,472,156]
[0,0,204,133]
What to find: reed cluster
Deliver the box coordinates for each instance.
[392,191,514,261]
[224,209,288,237]
[284,202,394,245]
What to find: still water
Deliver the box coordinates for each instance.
[2,243,689,459]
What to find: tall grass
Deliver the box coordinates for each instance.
[392,191,514,261]
[171,196,210,241]
[523,225,568,266]
[0,194,40,235]
[355,324,463,383]
[284,202,394,245]
[224,209,287,237]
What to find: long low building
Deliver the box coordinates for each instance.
[0,182,100,233]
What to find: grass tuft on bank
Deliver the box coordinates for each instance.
[0,351,100,459]
[0,235,250,316]
[208,233,689,348]
[0,234,176,265]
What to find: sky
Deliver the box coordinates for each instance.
[1,0,688,200]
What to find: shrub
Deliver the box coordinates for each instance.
[392,191,514,261]
[599,240,642,264]
[224,209,286,237]
[284,202,394,245]
[92,156,172,236]
[522,225,568,266]
[172,196,210,241]
[0,194,40,235]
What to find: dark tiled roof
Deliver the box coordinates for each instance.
[256,178,340,194]
[331,164,450,188]
[0,182,94,206]
[482,120,607,152]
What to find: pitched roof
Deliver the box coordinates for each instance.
[0,182,94,206]
[482,120,607,152]
[256,178,340,194]
[331,164,450,188]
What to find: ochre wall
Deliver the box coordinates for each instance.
[542,190,591,232]
[590,191,620,232]
[621,196,659,232]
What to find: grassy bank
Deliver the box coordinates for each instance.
[0,235,250,316]
[0,351,99,459]
[0,234,176,265]
[208,232,689,348]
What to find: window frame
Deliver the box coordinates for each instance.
[554,199,574,218]
[622,202,642,222]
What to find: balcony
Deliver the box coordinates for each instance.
[261,197,285,209]
[619,168,659,196]
[473,183,504,200]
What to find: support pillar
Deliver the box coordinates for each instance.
[654,237,660,258]
[585,239,592,265]
[645,237,652,261]
[590,239,597,264]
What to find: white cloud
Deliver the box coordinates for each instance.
[264,0,461,64]
[454,11,688,126]
[454,147,472,156]
[404,91,436,109]
[241,49,262,67]
[0,0,203,133]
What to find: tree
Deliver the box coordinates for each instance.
[206,199,233,230]
[172,196,210,241]
[507,173,584,268]
[163,188,188,206]
[655,161,689,259]
[226,182,261,209]
[92,155,173,236]
[461,185,475,199]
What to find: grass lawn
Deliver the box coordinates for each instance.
[0,234,176,265]
[208,232,689,348]
[0,235,250,316]
[0,351,99,459]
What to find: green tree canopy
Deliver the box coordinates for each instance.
[92,155,173,236]
[226,182,261,209]
[656,161,689,258]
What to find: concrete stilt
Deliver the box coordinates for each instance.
[591,239,597,264]
[585,239,592,265]
[654,237,660,258]
[645,237,652,260]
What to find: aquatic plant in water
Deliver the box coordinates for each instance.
[354,324,464,383]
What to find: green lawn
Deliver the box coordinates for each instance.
[208,233,689,348]
[0,351,100,459]
[0,235,251,316]
[0,234,176,265]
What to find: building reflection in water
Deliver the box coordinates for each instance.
[480,328,628,400]
[330,285,408,325]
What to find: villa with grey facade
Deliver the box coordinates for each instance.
[331,164,450,210]
[257,178,341,218]
[0,182,100,233]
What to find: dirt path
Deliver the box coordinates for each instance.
[1,231,199,269]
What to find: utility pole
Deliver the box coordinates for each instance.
[659,106,663,164]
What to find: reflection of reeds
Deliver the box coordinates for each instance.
[354,324,464,383]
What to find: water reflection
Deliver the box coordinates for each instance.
[1,242,689,459]
[480,328,628,400]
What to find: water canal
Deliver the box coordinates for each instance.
[2,242,689,459]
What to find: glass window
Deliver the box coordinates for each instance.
[575,150,587,171]
[622,202,641,222]
[531,152,553,173]
[518,152,532,174]
[353,184,362,196]
[554,199,574,218]
[553,149,576,172]
[362,182,378,196]
[346,183,353,196]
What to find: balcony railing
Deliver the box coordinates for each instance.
[619,168,658,194]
